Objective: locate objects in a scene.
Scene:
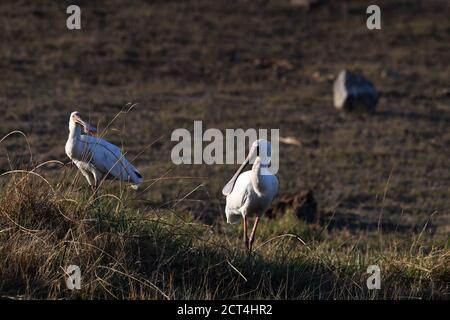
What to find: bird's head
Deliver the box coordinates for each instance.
[222,139,273,196]
[249,139,272,167]
[69,111,97,135]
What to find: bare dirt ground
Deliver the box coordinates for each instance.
[0,0,449,234]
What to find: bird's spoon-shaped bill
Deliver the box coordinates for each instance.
[74,114,97,135]
[222,157,250,196]
[83,124,97,135]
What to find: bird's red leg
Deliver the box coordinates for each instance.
[243,216,249,250]
[91,180,99,194]
[248,217,260,252]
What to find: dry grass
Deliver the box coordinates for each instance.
[0,166,448,299]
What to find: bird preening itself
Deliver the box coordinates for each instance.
[223,139,279,252]
[65,111,143,190]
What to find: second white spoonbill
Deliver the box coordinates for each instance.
[222,139,278,251]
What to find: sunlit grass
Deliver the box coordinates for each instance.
[0,165,448,299]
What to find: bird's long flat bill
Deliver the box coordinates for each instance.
[222,157,249,196]
[74,114,97,135]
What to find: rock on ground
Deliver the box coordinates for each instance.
[266,190,319,223]
[333,70,379,112]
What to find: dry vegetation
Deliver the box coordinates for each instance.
[0,166,448,299]
[0,0,449,299]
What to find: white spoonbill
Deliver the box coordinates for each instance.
[222,139,278,251]
[65,111,143,190]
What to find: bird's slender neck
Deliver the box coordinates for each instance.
[69,122,81,140]
[250,157,270,196]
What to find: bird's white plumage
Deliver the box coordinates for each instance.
[65,111,142,188]
[224,139,278,224]
[225,167,278,224]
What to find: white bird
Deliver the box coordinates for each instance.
[222,139,278,251]
[65,111,143,190]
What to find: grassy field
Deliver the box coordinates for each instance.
[0,173,448,299]
[0,0,449,299]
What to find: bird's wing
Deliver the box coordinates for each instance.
[225,171,251,213]
[79,135,142,184]
[272,175,279,200]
